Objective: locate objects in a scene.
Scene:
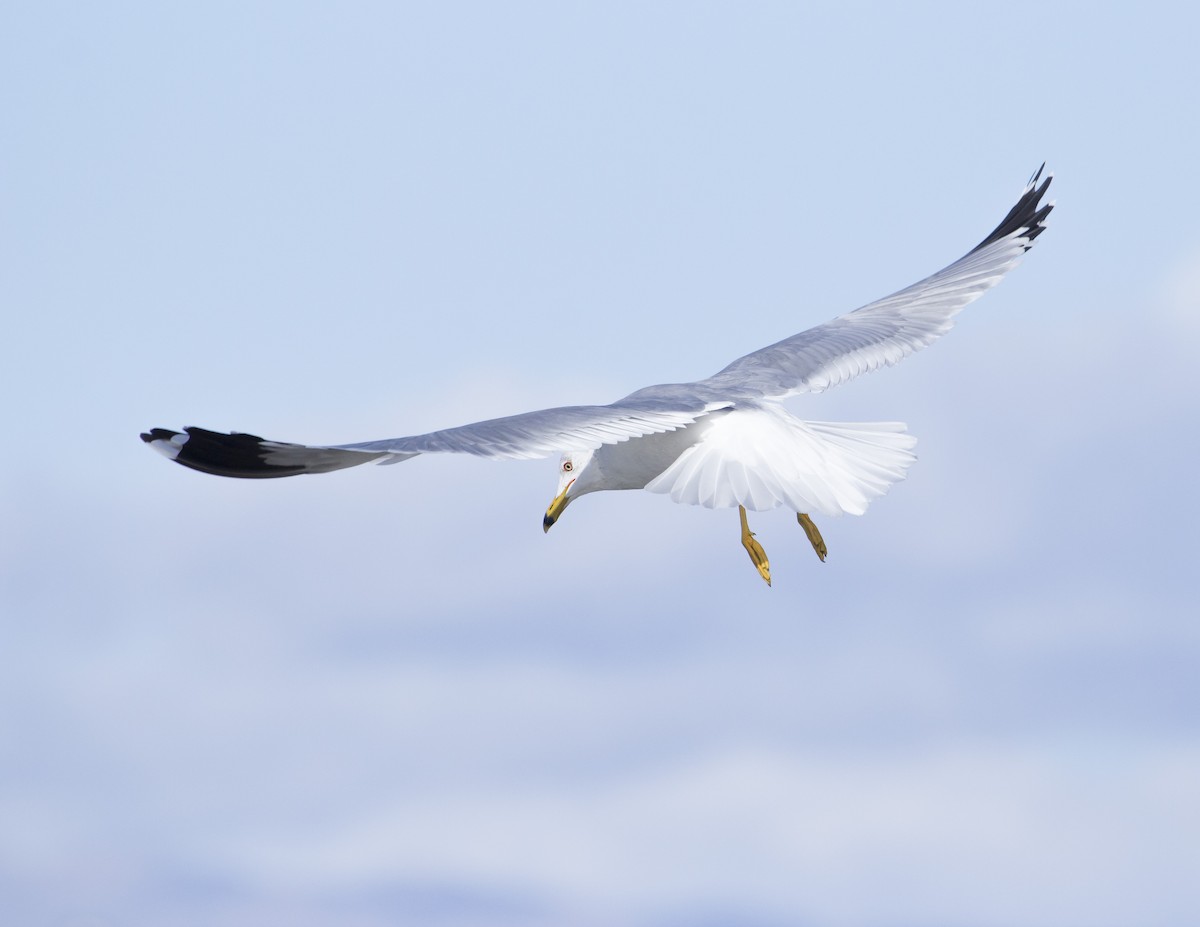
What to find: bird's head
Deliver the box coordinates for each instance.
[543,449,595,533]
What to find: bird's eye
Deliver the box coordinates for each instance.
[563,461,573,472]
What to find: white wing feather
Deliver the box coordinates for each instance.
[702,166,1053,400]
[339,399,726,462]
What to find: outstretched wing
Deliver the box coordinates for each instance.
[340,398,720,458]
[702,165,1053,400]
[141,397,726,478]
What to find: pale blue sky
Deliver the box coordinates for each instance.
[2,3,1198,926]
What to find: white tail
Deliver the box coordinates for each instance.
[643,405,917,516]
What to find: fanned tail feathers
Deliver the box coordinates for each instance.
[643,407,917,517]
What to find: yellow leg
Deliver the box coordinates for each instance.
[739,505,772,586]
[797,513,827,562]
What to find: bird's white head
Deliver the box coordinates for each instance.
[543,449,595,533]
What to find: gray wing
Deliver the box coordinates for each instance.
[340,398,722,460]
[141,397,726,479]
[701,166,1053,400]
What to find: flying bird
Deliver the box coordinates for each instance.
[143,166,1053,585]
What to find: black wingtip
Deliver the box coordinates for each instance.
[141,425,309,478]
[972,164,1054,253]
[142,425,388,479]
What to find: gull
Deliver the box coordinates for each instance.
[143,166,1053,585]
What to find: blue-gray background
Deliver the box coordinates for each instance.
[3,4,1198,926]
